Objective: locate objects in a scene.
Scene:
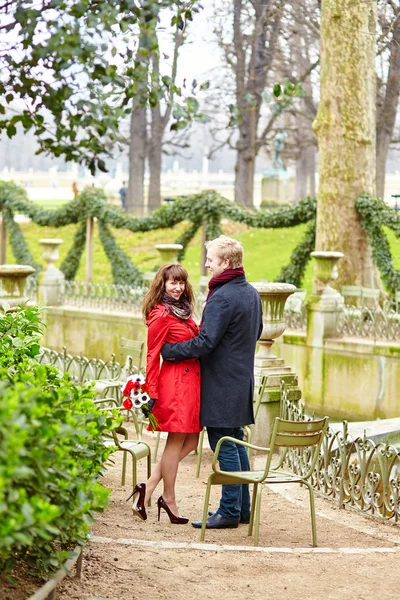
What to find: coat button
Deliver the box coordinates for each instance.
[197,372,200,376]
[185,368,189,372]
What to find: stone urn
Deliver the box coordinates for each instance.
[250,281,301,447]
[0,264,35,310]
[39,238,63,266]
[310,251,344,296]
[155,244,183,265]
[38,238,65,306]
[251,282,297,362]
[307,251,344,345]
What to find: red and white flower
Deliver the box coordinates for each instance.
[121,374,159,432]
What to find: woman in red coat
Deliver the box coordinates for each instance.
[128,264,201,524]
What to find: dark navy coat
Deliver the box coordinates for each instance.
[161,276,263,428]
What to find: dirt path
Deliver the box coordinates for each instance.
[58,428,400,600]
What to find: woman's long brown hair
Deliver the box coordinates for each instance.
[142,263,195,319]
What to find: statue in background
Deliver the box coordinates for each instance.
[273,128,288,171]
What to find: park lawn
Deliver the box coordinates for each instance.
[32,198,70,210]
[6,220,400,292]
[7,219,314,288]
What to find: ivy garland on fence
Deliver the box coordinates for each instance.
[0,179,318,287]
[3,181,400,293]
[356,194,400,296]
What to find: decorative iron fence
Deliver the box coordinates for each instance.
[61,281,146,313]
[280,385,400,523]
[38,346,123,384]
[283,290,308,331]
[59,281,206,320]
[282,292,400,341]
[336,303,400,341]
[25,275,37,301]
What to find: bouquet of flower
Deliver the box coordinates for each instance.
[121,374,159,432]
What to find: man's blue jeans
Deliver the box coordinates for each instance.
[206,426,251,521]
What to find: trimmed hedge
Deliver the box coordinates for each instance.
[0,306,120,574]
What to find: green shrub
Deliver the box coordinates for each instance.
[0,306,120,574]
[0,303,43,370]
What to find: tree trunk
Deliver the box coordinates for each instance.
[295,146,316,201]
[146,27,183,213]
[376,17,400,199]
[234,147,255,207]
[313,0,379,288]
[148,106,163,213]
[232,0,281,208]
[126,105,147,216]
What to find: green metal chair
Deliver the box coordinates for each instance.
[195,375,267,478]
[91,338,145,401]
[199,416,329,546]
[99,401,152,489]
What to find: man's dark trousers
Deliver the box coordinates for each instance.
[206,426,251,521]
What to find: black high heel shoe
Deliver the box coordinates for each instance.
[127,483,147,521]
[157,496,189,525]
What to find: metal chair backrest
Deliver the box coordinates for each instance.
[361,287,380,308]
[120,338,145,374]
[395,290,400,313]
[273,418,327,447]
[253,375,268,421]
[285,290,307,314]
[341,285,362,305]
[263,416,329,480]
[199,275,209,289]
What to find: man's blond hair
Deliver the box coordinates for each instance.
[205,235,243,269]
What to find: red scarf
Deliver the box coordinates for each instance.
[206,267,245,301]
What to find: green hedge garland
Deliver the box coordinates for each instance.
[59,220,87,281]
[356,194,400,296]
[0,180,318,287]
[4,179,400,293]
[97,220,143,285]
[275,219,316,289]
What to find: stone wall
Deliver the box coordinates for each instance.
[277,332,400,421]
[41,306,147,360]
[42,305,400,421]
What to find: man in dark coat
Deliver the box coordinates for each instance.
[161,235,263,529]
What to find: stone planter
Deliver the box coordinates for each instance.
[155,244,183,265]
[307,251,344,346]
[250,282,301,446]
[310,251,344,295]
[39,238,63,266]
[0,264,35,310]
[251,282,297,361]
[38,238,65,306]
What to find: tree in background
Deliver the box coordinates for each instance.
[0,0,202,178]
[313,0,379,287]
[126,10,203,215]
[376,0,400,199]
[207,0,307,208]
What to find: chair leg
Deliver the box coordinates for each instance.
[253,484,263,547]
[121,451,127,487]
[153,431,161,463]
[244,426,252,459]
[304,480,317,547]
[132,455,137,490]
[200,477,212,542]
[248,482,258,537]
[196,428,205,478]
[147,453,152,507]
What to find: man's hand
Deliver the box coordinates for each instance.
[161,343,176,360]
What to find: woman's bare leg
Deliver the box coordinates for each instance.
[144,432,199,507]
[159,432,186,515]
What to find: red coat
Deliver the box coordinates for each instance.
[146,304,201,433]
